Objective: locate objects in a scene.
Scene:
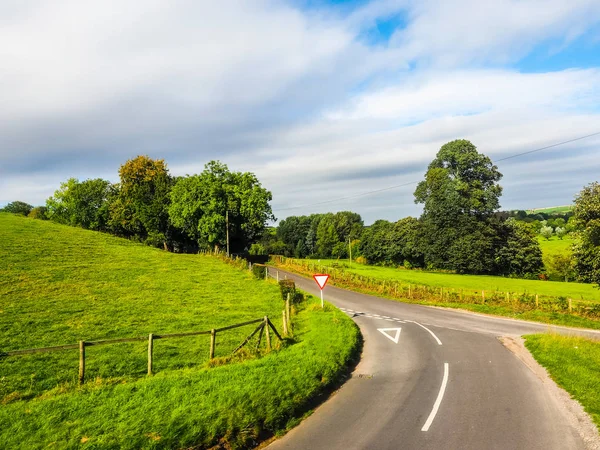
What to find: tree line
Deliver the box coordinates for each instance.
[258,140,599,285]
[3,140,599,285]
[2,156,274,253]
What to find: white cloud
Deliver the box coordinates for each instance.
[0,0,599,224]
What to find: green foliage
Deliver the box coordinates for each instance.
[524,334,600,431]
[169,161,274,252]
[415,139,502,218]
[279,279,296,302]
[495,219,544,277]
[316,214,339,258]
[46,178,113,231]
[2,200,33,216]
[540,225,553,240]
[27,206,47,220]
[109,156,171,244]
[251,263,267,279]
[573,182,600,285]
[414,140,505,274]
[0,214,360,448]
[249,243,267,255]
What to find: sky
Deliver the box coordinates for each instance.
[1,0,599,224]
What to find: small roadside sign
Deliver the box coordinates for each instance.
[313,274,330,290]
[313,274,330,308]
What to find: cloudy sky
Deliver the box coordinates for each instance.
[1,0,599,224]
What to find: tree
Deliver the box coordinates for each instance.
[540,225,553,240]
[316,214,339,258]
[415,139,502,219]
[109,156,172,245]
[572,182,600,285]
[414,140,503,273]
[555,226,566,240]
[46,178,113,230]
[2,201,33,216]
[168,161,274,252]
[495,220,544,277]
[28,206,47,220]
[548,254,575,282]
[358,220,394,265]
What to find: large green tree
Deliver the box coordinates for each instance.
[414,140,504,273]
[46,178,113,230]
[572,182,600,285]
[109,156,172,244]
[168,161,274,252]
[494,219,544,277]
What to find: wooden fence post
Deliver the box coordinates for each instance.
[408,284,412,299]
[568,298,572,313]
[536,294,539,308]
[482,290,485,304]
[277,271,279,282]
[286,293,291,327]
[282,310,288,336]
[506,292,510,304]
[264,316,271,351]
[79,341,85,385]
[147,333,153,376]
[265,266,268,280]
[210,329,216,359]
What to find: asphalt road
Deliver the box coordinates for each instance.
[266,268,600,450]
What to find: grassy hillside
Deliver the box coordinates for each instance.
[0,213,360,448]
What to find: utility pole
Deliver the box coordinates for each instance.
[226,210,230,257]
[348,237,352,267]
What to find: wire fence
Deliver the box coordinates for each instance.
[271,256,600,320]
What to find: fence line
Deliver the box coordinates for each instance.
[1,316,282,384]
[271,256,600,320]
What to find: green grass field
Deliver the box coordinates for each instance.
[305,257,600,301]
[0,213,360,448]
[524,334,600,431]
[527,205,573,214]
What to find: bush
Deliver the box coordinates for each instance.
[252,264,267,279]
[279,279,296,302]
[28,207,47,220]
[355,256,367,265]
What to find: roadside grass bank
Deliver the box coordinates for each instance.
[271,258,600,330]
[0,213,361,448]
[524,334,600,431]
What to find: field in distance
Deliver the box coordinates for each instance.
[0,213,359,449]
[298,255,600,302]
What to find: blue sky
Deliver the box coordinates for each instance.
[1,0,599,223]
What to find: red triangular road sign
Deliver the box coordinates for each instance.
[313,274,330,290]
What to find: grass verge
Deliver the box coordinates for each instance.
[524,334,600,432]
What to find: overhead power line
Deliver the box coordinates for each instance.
[272,130,600,213]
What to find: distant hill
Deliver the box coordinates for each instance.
[527,205,573,215]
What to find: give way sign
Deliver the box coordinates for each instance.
[313,274,330,290]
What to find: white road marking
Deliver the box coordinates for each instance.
[377,328,402,344]
[410,321,443,345]
[422,363,449,432]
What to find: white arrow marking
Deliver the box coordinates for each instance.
[377,328,402,344]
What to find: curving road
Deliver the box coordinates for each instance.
[267,268,600,450]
